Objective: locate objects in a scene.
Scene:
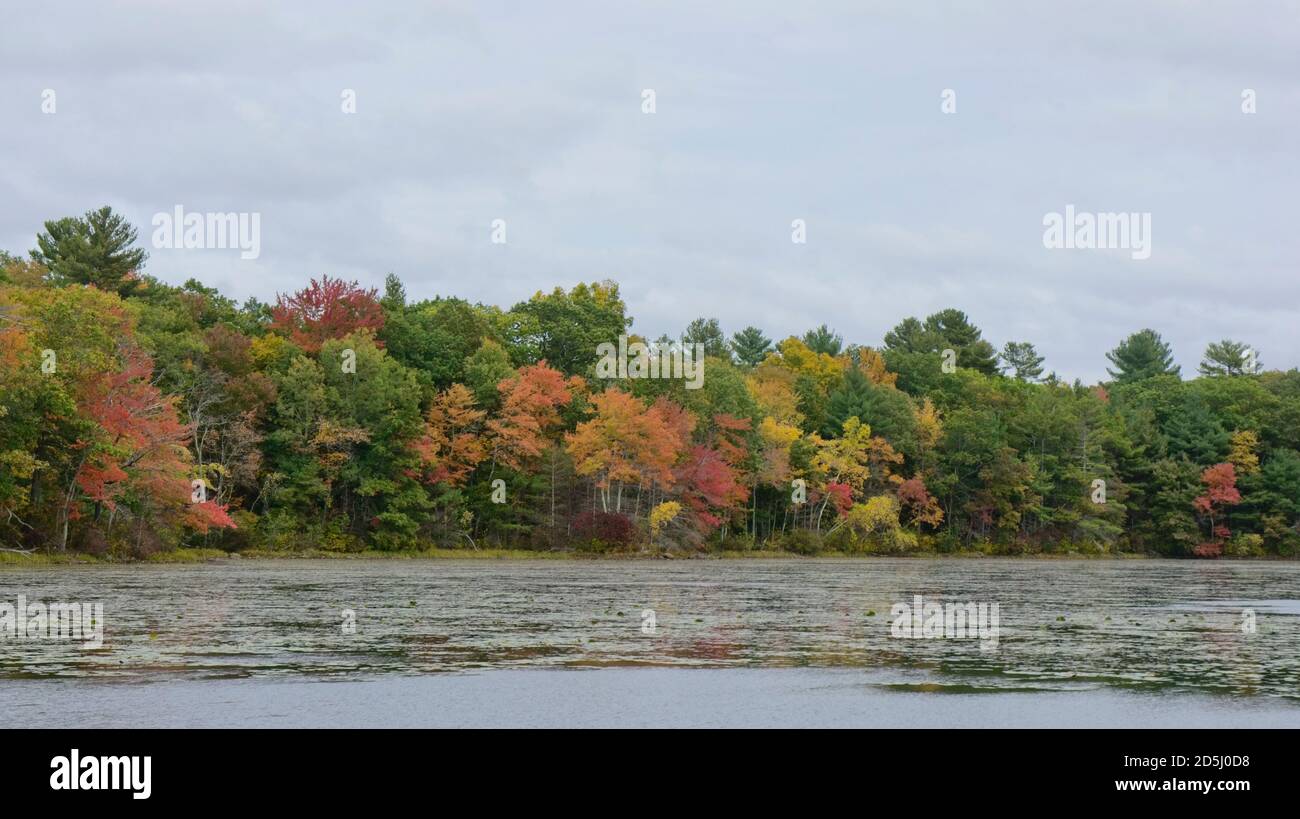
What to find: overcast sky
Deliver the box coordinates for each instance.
[2,1,1297,383]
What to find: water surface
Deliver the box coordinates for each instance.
[2,558,1297,726]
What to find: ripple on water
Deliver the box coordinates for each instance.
[0,558,1297,699]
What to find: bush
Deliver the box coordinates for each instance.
[1192,542,1223,558]
[775,529,823,555]
[1224,533,1265,557]
[572,511,637,549]
[840,496,919,553]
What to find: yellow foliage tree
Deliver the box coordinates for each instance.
[649,500,682,543]
[746,363,804,427]
[840,495,917,552]
[912,397,942,474]
[844,345,898,388]
[766,337,844,393]
[1228,430,1260,475]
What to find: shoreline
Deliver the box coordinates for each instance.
[3,546,1290,566]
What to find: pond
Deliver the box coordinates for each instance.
[2,558,1298,727]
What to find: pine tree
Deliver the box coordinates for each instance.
[1106,329,1179,383]
[801,324,843,356]
[729,326,772,367]
[1198,339,1260,377]
[924,309,998,374]
[1000,341,1045,381]
[31,206,148,296]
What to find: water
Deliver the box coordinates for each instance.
[2,558,1299,727]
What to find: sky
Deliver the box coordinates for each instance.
[2,0,1297,383]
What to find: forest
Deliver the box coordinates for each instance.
[2,206,1298,558]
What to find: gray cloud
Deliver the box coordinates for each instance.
[2,0,1297,382]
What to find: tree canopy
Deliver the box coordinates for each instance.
[2,209,1297,559]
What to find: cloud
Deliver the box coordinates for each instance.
[1,0,1296,382]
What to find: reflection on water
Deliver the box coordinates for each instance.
[1,558,1298,699]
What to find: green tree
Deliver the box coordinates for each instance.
[682,317,730,360]
[381,297,500,391]
[31,206,148,296]
[730,326,772,367]
[924,309,998,374]
[505,281,630,376]
[1198,339,1260,377]
[823,367,918,457]
[884,309,998,376]
[1238,450,1300,554]
[1106,329,1179,384]
[1000,341,1045,381]
[883,317,934,353]
[381,273,407,311]
[801,324,843,356]
[463,338,515,410]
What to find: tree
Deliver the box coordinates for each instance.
[809,417,901,530]
[1193,462,1242,557]
[924,309,998,374]
[897,477,944,529]
[1199,339,1260,377]
[486,362,580,471]
[883,309,998,375]
[682,317,730,360]
[649,501,681,545]
[845,345,898,388]
[883,317,932,353]
[381,297,501,390]
[566,390,685,514]
[419,384,486,486]
[839,495,917,552]
[747,363,803,427]
[801,324,843,356]
[1227,430,1260,475]
[730,326,772,368]
[1106,329,1179,383]
[1000,341,1045,381]
[271,276,385,354]
[463,339,515,409]
[320,334,429,549]
[1238,450,1300,553]
[505,281,630,376]
[31,206,148,296]
[380,273,407,311]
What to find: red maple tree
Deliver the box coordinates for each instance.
[1192,462,1241,558]
[271,275,385,353]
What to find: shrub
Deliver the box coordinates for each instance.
[775,529,823,555]
[1224,533,1265,557]
[572,511,637,548]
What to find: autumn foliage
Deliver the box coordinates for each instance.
[1192,462,1241,558]
[6,211,1300,557]
[271,275,384,353]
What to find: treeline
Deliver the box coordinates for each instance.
[2,207,1298,557]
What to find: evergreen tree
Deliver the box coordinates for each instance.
[1106,329,1179,383]
[31,206,148,296]
[924,309,998,374]
[1000,341,1045,381]
[381,273,407,311]
[730,326,772,367]
[1198,339,1260,377]
[801,324,843,356]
